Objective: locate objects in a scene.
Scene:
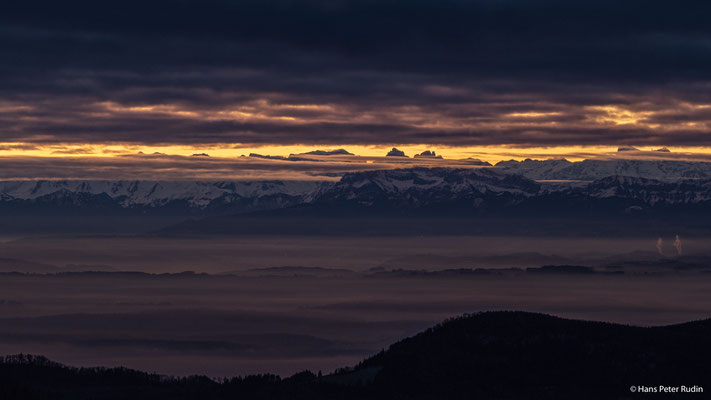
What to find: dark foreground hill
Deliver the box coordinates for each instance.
[1,312,709,400]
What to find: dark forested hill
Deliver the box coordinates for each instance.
[1,312,709,399]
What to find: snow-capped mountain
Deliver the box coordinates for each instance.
[159,169,711,236]
[306,168,711,213]
[2,167,711,218]
[495,158,711,181]
[579,176,711,205]
[312,168,540,209]
[0,180,322,215]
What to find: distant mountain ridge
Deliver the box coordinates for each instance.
[2,165,711,218]
[154,167,711,237]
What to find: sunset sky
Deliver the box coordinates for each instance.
[3,0,711,179]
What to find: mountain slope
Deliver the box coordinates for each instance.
[1,312,709,399]
[356,311,710,399]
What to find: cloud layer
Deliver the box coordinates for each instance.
[2,0,711,148]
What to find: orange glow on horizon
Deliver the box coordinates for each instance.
[4,143,711,165]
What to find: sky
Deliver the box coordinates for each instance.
[3,0,711,179]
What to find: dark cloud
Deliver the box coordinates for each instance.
[2,0,711,147]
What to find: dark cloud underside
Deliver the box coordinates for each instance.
[2,0,711,147]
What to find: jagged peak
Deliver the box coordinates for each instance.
[386,148,407,157]
[302,149,353,156]
[617,146,640,152]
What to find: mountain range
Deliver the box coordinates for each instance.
[2,160,711,220]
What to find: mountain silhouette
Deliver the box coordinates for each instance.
[1,311,709,399]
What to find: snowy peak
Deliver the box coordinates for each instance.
[495,158,711,181]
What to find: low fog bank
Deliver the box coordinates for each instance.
[0,234,709,376]
[0,270,709,376]
[160,215,711,238]
[0,215,186,236]
[2,213,710,240]
[0,235,709,273]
